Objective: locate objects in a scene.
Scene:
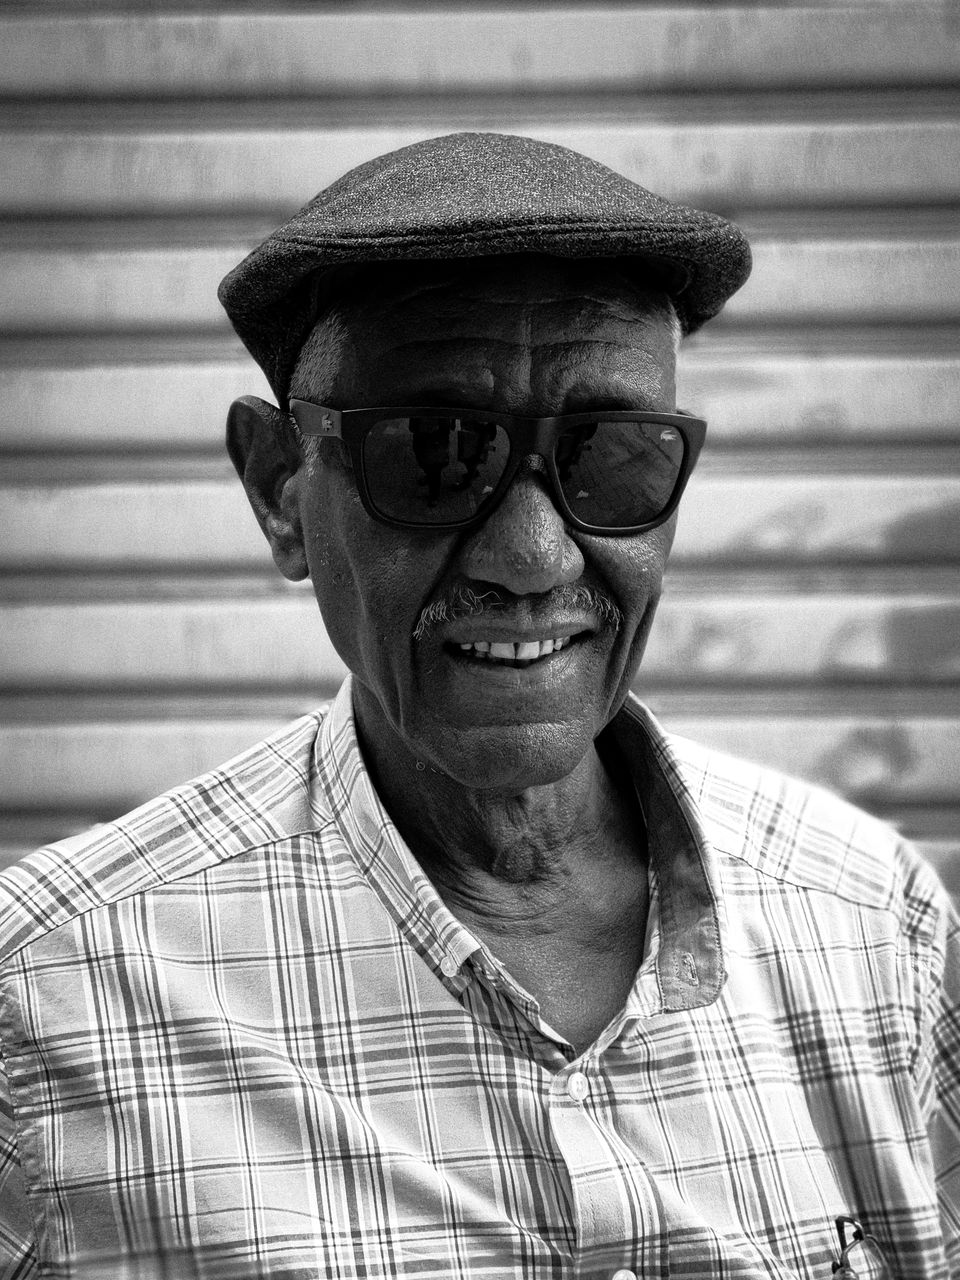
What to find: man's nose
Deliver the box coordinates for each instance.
[457,457,585,595]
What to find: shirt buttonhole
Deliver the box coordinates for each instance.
[676,951,700,986]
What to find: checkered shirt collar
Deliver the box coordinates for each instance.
[310,677,726,1017]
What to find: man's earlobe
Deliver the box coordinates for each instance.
[226,396,309,582]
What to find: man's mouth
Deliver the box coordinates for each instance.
[451,636,574,667]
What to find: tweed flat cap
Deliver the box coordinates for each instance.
[218,131,752,402]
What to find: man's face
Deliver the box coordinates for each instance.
[285,257,679,792]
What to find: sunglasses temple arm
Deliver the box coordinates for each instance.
[288,400,344,439]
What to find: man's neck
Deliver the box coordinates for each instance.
[350,688,648,943]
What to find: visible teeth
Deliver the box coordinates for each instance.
[457,636,573,662]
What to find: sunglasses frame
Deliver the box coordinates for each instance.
[832,1216,893,1278]
[289,399,707,536]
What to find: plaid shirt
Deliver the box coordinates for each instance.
[1,678,958,1280]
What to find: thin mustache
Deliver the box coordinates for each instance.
[412,584,622,640]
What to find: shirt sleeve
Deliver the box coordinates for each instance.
[0,1047,38,1279]
[907,848,960,1276]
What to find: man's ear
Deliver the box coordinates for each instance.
[226,395,309,582]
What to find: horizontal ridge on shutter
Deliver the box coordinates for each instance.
[1,1,958,879]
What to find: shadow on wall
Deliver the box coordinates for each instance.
[884,500,960,562]
[818,499,960,807]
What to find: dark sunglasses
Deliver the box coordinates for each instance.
[289,400,706,535]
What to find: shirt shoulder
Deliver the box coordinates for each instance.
[666,730,948,934]
[0,707,332,963]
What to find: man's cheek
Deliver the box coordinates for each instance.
[594,536,668,615]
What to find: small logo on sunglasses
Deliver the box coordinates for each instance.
[660,430,678,442]
[321,414,334,431]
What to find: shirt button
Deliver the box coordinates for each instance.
[611,1271,637,1280]
[439,955,459,977]
[566,1071,589,1102]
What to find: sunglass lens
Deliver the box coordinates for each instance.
[555,419,686,528]
[362,416,510,524]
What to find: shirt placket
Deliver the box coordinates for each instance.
[547,1055,667,1280]
[459,954,665,1278]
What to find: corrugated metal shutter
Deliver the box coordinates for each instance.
[1,4,958,890]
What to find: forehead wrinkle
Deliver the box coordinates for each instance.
[351,273,465,310]
[536,335,670,380]
[362,342,670,412]
[370,332,660,358]
[363,338,666,403]
[362,283,659,331]
[372,293,660,335]
[414,287,641,308]
[535,339,673,381]
[532,335,665,356]
[467,294,663,327]
[374,298,650,329]
[358,330,670,384]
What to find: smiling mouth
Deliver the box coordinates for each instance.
[448,636,576,668]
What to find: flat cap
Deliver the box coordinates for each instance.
[218,131,752,402]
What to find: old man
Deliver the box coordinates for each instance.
[1,133,958,1279]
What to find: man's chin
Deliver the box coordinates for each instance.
[353,654,621,791]
[418,718,599,794]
